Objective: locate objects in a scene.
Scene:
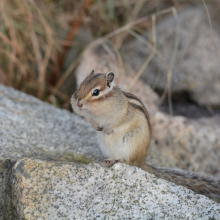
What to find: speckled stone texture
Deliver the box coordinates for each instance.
[1,83,220,219]
[8,158,220,219]
[75,41,220,178]
[0,83,173,219]
[151,112,220,177]
[0,84,100,162]
[0,84,95,219]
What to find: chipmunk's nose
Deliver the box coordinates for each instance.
[77,99,83,107]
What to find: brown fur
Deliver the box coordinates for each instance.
[78,73,106,99]
[71,71,220,201]
[122,93,220,200]
[123,92,151,134]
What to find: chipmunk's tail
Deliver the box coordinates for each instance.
[141,163,220,201]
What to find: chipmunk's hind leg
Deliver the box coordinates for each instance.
[128,143,149,169]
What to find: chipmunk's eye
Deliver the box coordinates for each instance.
[92,89,100,96]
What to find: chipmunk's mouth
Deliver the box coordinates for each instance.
[79,107,88,111]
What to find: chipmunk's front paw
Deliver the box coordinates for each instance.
[104,158,121,164]
[103,124,113,135]
[90,119,103,131]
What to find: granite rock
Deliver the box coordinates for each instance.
[151,112,220,176]
[0,83,99,219]
[0,83,173,219]
[8,158,220,219]
[0,82,172,167]
[0,84,100,162]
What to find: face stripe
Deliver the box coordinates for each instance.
[91,90,114,102]
[77,73,106,99]
[86,73,103,85]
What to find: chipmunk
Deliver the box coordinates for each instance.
[71,70,220,200]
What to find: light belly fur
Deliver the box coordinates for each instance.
[97,128,136,162]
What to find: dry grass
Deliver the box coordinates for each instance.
[0,0,58,99]
[0,0,218,111]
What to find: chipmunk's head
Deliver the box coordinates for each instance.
[71,70,116,117]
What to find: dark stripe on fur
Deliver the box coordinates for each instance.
[130,103,151,134]
[130,103,146,117]
[85,73,104,85]
[125,92,151,134]
[123,92,142,103]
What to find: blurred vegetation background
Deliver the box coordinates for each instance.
[0,0,219,109]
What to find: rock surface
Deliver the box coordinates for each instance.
[7,158,220,219]
[0,84,101,163]
[75,41,220,177]
[0,83,172,167]
[1,78,220,219]
[0,83,173,219]
[123,7,220,106]
[0,83,98,219]
[151,112,220,176]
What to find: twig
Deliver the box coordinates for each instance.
[128,29,169,70]
[114,0,147,49]
[157,7,179,115]
[202,0,220,59]
[151,14,157,47]
[167,7,179,115]
[55,0,94,78]
[101,7,173,41]
[29,0,54,99]
[127,52,155,92]
[204,102,215,116]
[0,46,27,77]
[52,54,82,95]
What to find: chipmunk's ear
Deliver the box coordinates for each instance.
[90,69,95,75]
[106,71,115,88]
